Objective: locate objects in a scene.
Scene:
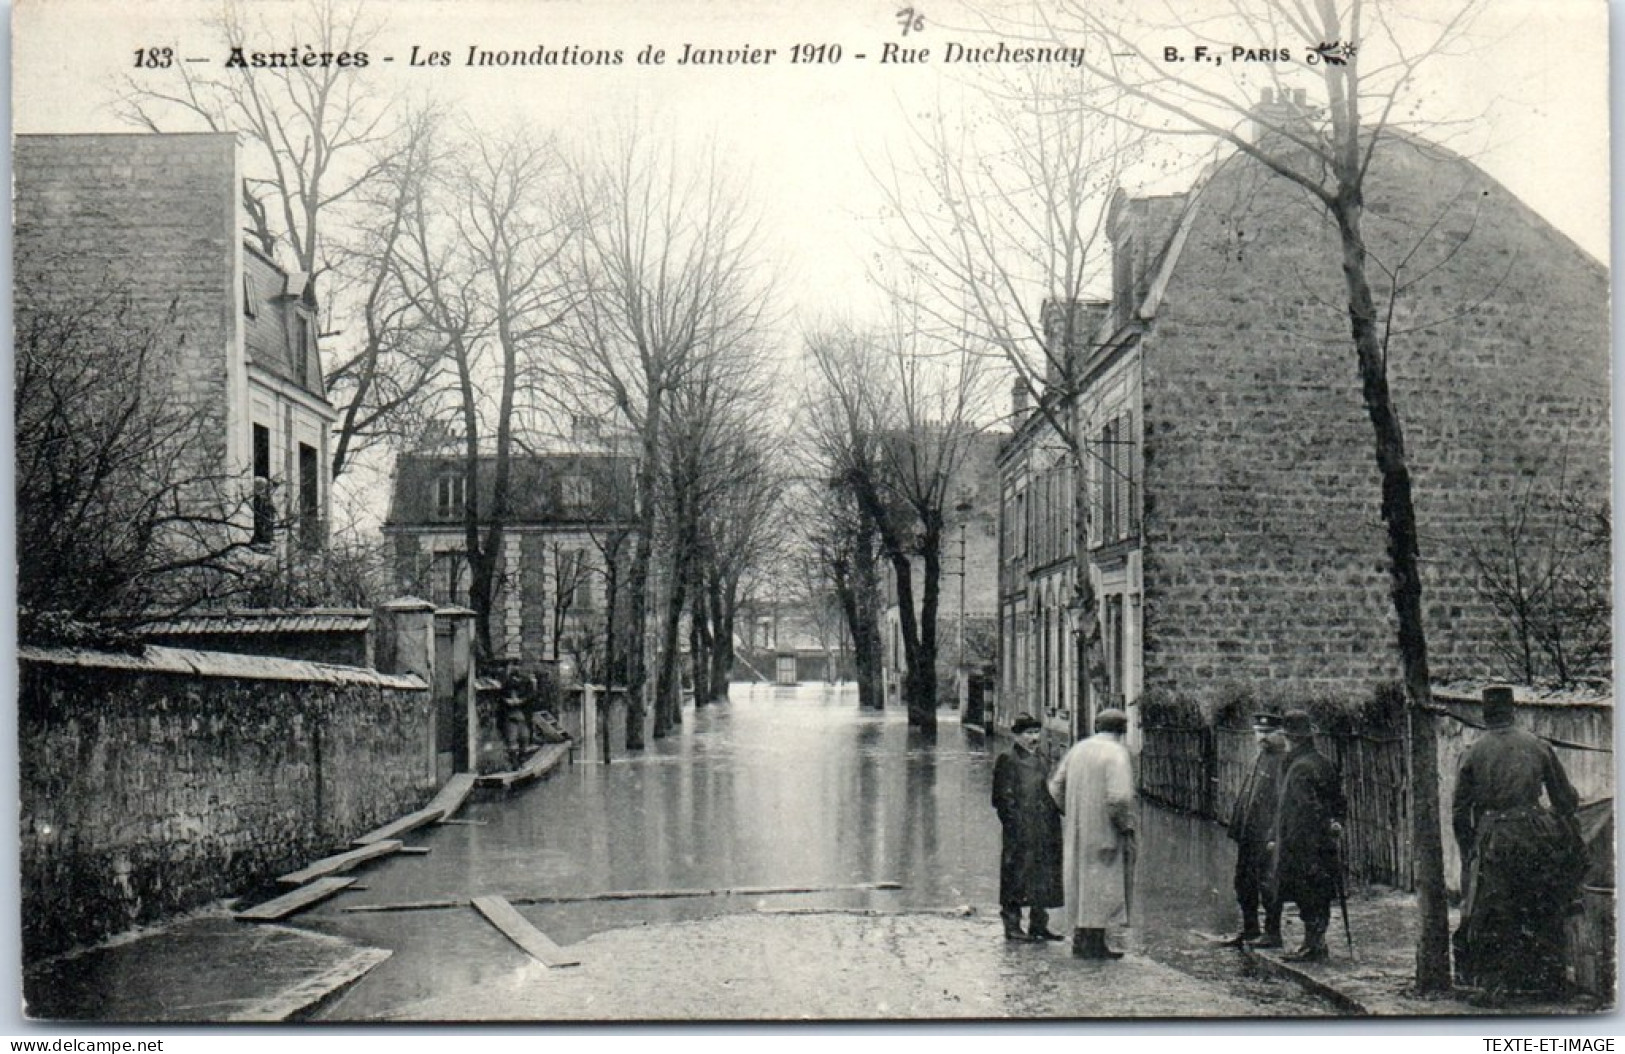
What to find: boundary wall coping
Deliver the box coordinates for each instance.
[19,644,428,691]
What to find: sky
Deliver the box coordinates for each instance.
[9,0,1614,526]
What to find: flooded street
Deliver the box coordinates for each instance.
[303,683,1335,1019]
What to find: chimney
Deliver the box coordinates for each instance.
[1251,87,1319,148]
[1011,378,1030,419]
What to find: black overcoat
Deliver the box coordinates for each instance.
[1267,744,1346,906]
[992,744,1064,908]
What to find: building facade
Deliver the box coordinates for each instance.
[996,96,1610,743]
[383,445,639,675]
[14,132,337,566]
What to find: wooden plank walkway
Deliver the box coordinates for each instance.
[236,876,356,921]
[352,806,446,847]
[277,839,402,886]
[475,741,571,790]
[471,895,580,967]
[427,773,476,820]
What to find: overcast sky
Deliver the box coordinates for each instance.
[13,0,1611,319]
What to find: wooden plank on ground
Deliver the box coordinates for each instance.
[277,839,402,886]
[471,895,580,967]
[352,806,446,847]
[475,741,571,789]
[427,773,476,820]
[236,876,356,921]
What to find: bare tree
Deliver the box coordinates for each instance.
[797,479,886,708]
[873,65,1140,734]
[805,322,991,733]
[557,132,773,749]
[15,282,269,641]
[395,128,579,660]
[1466,470,1611,690]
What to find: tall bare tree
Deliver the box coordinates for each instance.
[874,66,1140,734]
[395,128,579,659]
[992,0,1491,990]
[557,133,773,749]
[805,323,990,733]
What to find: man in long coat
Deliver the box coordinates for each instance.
[1047,708,1136,960]
[992,713,1064,942]
[1266,710,1346,963]
[1451,686,1583,1005]
[1222,711,1286,948]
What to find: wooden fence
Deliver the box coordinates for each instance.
[1139,699,1611,891]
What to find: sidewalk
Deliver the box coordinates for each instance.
[1243,888,1611,1018]
[21,887,1614,1022]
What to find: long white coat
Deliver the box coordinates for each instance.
[1048,732,1136,930]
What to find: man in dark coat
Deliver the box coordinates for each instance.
[1266,710,1346,963]
[992,713,1065,942]
[1451,686,1583,1005]
[1222,711,1286,948]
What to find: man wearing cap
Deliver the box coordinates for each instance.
[1048,708,1136,960]
[992,714,1065,942]
[1451,686,1583,1005]
[1222,712,1287,948]
[1266,710,1346,963]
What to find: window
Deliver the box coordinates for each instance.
[435,474,466,520]
[298,443,321,550]
[294,313,314,382]
[562,475,592,511]
[243,274,258,318]
[252,423,274,546]
[1095,413,1138,546]
[430,551,468,606]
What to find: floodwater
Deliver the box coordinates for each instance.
[305,682,1331,1018]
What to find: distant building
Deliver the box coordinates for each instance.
[14,132,337,563]
[382,442,639,672]
[996,92,1610,744]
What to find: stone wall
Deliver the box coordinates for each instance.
[1138,135,1610,710]
[20,645,432,960]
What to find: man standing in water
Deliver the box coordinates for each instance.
[1222,711,1287,948]
[992,714,1065,942]
[1048,708,1136,960]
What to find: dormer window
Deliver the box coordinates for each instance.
[435,473,466,520]
[562,475,592,511]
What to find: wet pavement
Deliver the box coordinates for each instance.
[26,683,1610,1022]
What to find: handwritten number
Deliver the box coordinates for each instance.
[896,7,926,35]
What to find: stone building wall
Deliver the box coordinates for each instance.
[20,646,432,959]
[1137,136,1610,709]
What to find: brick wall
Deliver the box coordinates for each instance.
[1138,136,1610,709]
[15,133,238,478]
[20,646,432,959]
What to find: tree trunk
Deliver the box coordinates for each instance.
[653,543,690,738]
[890,548,936,734]
[708,571,733,704]
[1333,198,1451,993]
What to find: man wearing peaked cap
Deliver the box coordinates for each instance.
[1221,711,1287,948]
[1267,710,1346,963]
[992,714,1065,943]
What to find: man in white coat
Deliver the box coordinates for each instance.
[1047,708,1136,960]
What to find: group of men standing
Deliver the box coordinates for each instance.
[992,689,1588,1002]
[992,709,1136,960]
[1223,710,1347,962]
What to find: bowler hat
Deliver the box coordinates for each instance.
[1281,710,1315,737]
[1095,709,1128,734]
[1252,711,1284,733]
[1011,713,1042,734]
[1482,685,1516,728]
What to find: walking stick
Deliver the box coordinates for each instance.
[1335,828,1355,960]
